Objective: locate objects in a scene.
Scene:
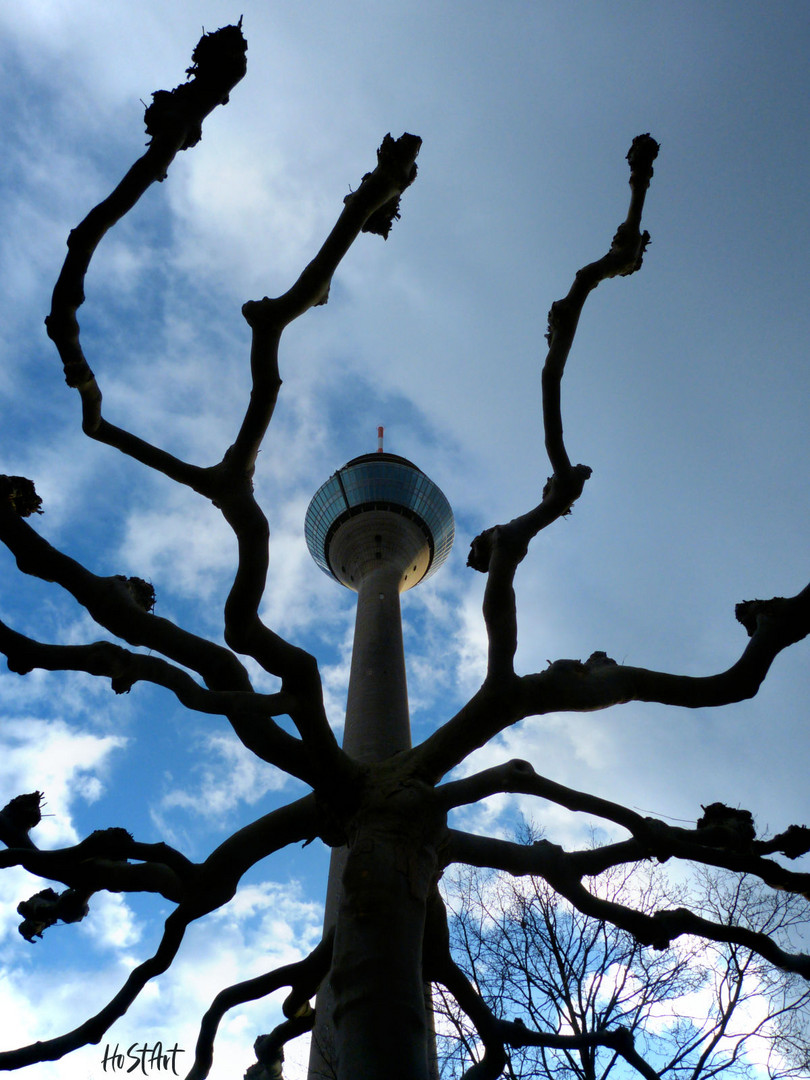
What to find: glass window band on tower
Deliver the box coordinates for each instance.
[305,452,454,589]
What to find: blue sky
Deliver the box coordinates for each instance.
[0,3,808,1078]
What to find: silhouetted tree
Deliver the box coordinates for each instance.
[0,23,808,1080]
[438,833,810,1079]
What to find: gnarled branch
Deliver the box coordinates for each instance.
[520,583,810,714]
[0,906,189,1067]
[0,500,251,692]
[190,931,333,1079]
[445,829,810,980]
[46,23,246,464]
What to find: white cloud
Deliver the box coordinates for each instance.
[81,891,143,952]
[156,730,291,834]
[121,492,235,608]
[449,584,488,700]
[0,717,127,848]
[318,618,354,737]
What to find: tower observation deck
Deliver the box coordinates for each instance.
[304,444,453,762]
[305,450,454,594]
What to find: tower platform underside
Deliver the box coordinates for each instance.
[327,509,432,591]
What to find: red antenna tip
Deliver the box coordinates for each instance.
[377,426,384,452]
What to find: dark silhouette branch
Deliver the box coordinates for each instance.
[411,679,524,784]
[492,1019,662,1080]
[416,137,661,785]
[36,19,343,777]
[416,580,810,783]
[210,134,423,778]
[216,487,344,774]
[248,1013,316,1080]
[0,846,185,906]
[45,23,246,472]
[241,132,421,341]
[445,830,810,980]
[452,822,810,901]
[519,583,810,714]
[0,500,251,692]
[187,795,323,917]
[0,619,316,782]
[468,133,659,580]
[0,806,197,907]
[12,37,423,798]
[0,791,43,851]
[190,931,333,1079]
[442,772,810,896]
[0,906,189,1067]
[438,758,645,825]
[227,132,421,486]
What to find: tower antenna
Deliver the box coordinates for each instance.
[377,425,384,453]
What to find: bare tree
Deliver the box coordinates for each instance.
[437,836,810,1080]
[0,22,808,1080]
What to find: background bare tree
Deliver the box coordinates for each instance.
[437,831,810,1080]
[0,22,809,1080]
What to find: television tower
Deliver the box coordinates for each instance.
[304,428,453,1076]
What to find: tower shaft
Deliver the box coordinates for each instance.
[342,564,411,761]
[308,565,414,1077]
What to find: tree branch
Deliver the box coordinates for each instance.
[207,133,423,777]
[0,906,189,1067]
[410,680,524,784]
[36,34,415,794]
[519,583,810,714]
[248,1013,315,1080]
[444,830,810,980]
[416,580,810,783]
[0,807,198,909]
[466,135,659,596]
[0,619,319,782]
[240,132,421,342]
[414,138,663,780]
[441,770,810,898]
[36,18,343,777]
[187,795,323,917]
[45,24,246,470]
[190,931,333,1079]
[0,846,185,906]
[0,500,251,691]
[493,1019,662,1080]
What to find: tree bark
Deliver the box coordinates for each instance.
[328,776,444,1080]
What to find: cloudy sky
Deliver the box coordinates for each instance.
[0,2,808,1078]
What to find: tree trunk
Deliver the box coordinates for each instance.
[328,789,442,1080]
